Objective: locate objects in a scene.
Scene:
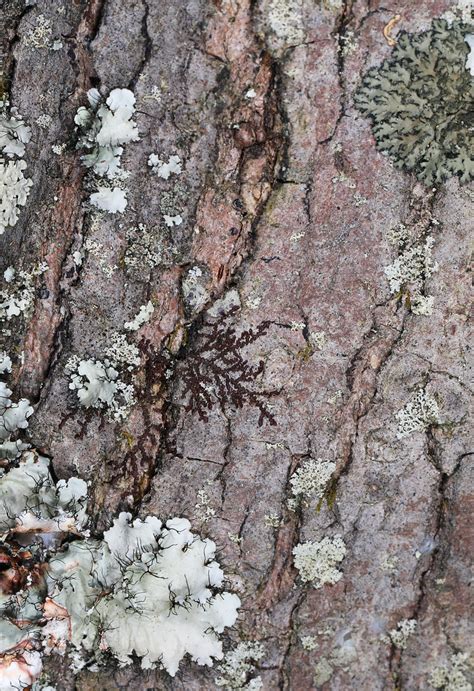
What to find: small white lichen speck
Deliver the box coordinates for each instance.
[124,301,154,331]
[264,512,281,528]
[148,153,182,179]
[443,0,474,26]
[301,635,318,651]
[293,535,346,588]
[215,641,265,690]
[24,14,53,49]
[195,487,217,523]
[383,619,417,650]
[466,34,474,75]
[289,458,335,510]
[267,0,305,49]
[163,213,183,227]
[104,333,140,371]
[0,352,12,374]
[429,652,472,691]
[1,263,48,322]
[396,389,440,439]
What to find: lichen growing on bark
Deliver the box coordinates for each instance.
[0,456,241,683]
[355,20,474,185]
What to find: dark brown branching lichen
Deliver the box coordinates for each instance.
[180,307,276,426]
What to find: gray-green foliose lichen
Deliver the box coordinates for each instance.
[355,19,474,185]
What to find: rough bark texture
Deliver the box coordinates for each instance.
[1,0,472,689]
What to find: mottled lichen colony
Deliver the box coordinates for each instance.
[355,20,474,185]
[0,360,240,684]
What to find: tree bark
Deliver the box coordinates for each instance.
[1,0,472,689]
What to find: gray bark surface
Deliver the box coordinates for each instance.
[0,0,472,689]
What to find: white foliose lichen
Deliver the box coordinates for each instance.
[384,225,439,316]
[396,389,440,439]
[89,186,127,214]
[66,325,143,420]
[465,34,474,75]
[0,352,12,373]
[163,213,183,227]
[288,458,335,510]
[0,159,33,235]
[89,514,240,675]
[124,301,154,331]
[41,514,241,676]
[0,451,88,535]
[0,361,33,460]
[0,106,32,158]
[383,619,417,649]
[75,88,139,213]
[293,536,346,588]
[0,456,241,683]
[0,99,33,236]
[429,652,472,691]
[148,153,182,179]
[75,88,138,177]
[0,650,43,690]
[66,356,136,421]
[215,641,265,690]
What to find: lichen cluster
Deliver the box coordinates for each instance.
[74,88,139,213]
[0,454,240,683]
[293,535,346,587]
[396,388,440,439]
[355,20,474,185]
[383,619,417,649]
[288,458,335,510]
[429,652,472,690]
[0,360,33,460]
[65,332,141,421]
[384,223,439,315]
[0,102,32,234]
[215,641,265,690]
